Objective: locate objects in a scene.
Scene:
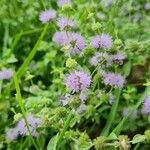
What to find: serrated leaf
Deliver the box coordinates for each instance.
[75,142,93,150]
[131,134,146,144]
[47,134,58,150]
[108,132,118,140]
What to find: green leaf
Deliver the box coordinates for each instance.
[47,135,58,150]
[108,132,118,140]
[75,142,93,150]
[17,24,48,79]
[131,134,146,144]
[123,61,131,76]
[13,73,39,150]
[101,89,122,136]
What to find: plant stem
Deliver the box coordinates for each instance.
[101,89,122,136]
[57,112,73,147]
[3,23,9,51]
[133,143,140,150]
[17,24,48,79]
[13,72,39,150]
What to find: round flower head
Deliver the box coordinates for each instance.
[16,114,42,137]
[90,52,109,66]
[107,52,125,66]
[112,52,125,63]
[65,70,91,93]
[53,32,68,46]
[102,72,125,88]
[0,69,13,80]
[6,128,18,141]
[141,96,150,115]
[90,55,99,66]
[53,32,85,55]
[57,0,71,7]
[57,17,75,30]
[39,9,56,23]
[91,34,112,49]
[16,118,27,135]
[68,32,85,55]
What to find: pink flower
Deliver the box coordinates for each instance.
[65,70,91,93]
[102,72,125,88]
[39,9,56,23]
[0,69,13,80]
[53,32,85,55]
[91,34,113,49]
[5,128,18,141]
[57,17,76,30]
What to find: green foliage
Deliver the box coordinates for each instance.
[0,0,150,149]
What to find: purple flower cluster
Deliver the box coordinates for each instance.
[57,17,75,30]
[141,96,150,115]
[5,128,18,141]
[102,72,125,88]
[39,9,56,23]
[5,114,42,141]
[53,32,85,55]
[91,34,112,49]
[111,52,125,63]
[0,69,13,80]
[57,0,71,7]
[107,52,125,66]
[90,52,108,66]
[65,70,91,93]
[38,1,126,106]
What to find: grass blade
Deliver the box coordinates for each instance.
[17,24,48,79]
[13,72,39,150]
[101,89,122,136]
[57,112,73,148]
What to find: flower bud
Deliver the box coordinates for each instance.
[14,113,22,122]
[62,4,72,11]
[118,135,130,150]
[114,39,122,45]
[94,136,106,149]
[66,57,77,68]
[92,22,102,31]
[87,12,94,19]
